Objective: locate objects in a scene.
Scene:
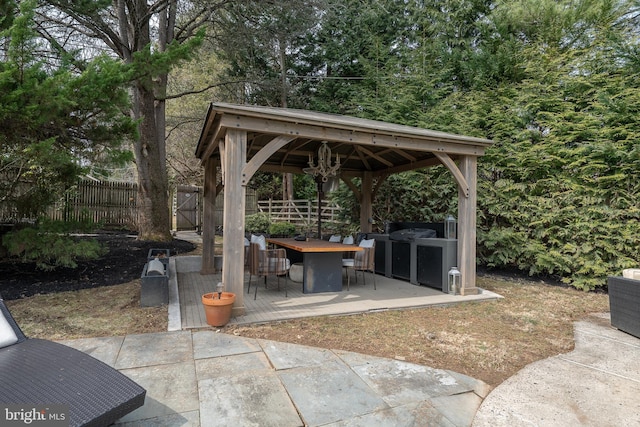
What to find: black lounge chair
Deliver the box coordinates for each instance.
[0,298,146,427]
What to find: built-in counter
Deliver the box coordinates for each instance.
[368,233,457,293]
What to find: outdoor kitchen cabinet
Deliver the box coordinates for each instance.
[415,238,457,292]
[369,233,391,276]
[368,232,457,293]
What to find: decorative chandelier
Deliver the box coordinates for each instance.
[303,141,341,183]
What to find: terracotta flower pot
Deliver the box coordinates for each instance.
[201,292,236,327]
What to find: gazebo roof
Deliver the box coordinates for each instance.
[195,103,492,178]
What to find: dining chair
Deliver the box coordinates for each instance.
[342,238,376,290]
[329,234,341,242]
[247,242,290,300]
[341,234,355,259]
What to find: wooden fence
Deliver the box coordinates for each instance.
[1,179,342,233]
[53,180,138,228]
[257,199,343,232]
[0,179,138,228]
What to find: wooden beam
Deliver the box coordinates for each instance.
[201,158,218,274]
[372,173,389,200]
[195,105,217,158]
[242,135,296,185]
[435,152,469,198]
[372,157,442,176]
[222,129,247,316]
[341,176,361,200]
[218,140,226,184]
[281,138,313,164]
[457,155,479,295]
[360,172,373,233]
[259,164,308,175]
[354,148,373,170]
[199,118,223,163]
[210,102,492,145]
[356,145,394,167]
[218,115,489,156]
[390,147,417,162]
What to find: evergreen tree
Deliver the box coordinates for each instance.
[0,0,135,218]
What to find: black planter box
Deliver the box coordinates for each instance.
[140,262,169,307]
[608,276,640,339]
[148,248,170,265]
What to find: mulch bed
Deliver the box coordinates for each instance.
[0,233,196,300]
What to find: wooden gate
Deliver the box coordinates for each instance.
[175,185,201,231]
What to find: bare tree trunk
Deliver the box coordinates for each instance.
[42,0,223,241]
[131,0,172,241]
[283,172,294,201]
[278,35,294,203]
[133,82,172,241]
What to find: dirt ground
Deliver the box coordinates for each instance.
[1,233,610,388]
[0,232,196,300]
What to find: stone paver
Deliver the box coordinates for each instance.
[57,314,640,427]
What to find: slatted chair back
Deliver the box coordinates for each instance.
[247,243,289,299]
[342,239,376,290]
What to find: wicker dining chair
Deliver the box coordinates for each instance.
[247,243,290,300]
[342,239,376,290]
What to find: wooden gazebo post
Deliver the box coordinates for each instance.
[359,172,373,233]
[457,155,479,295]
[220,129,247,316]
[200,158,218,274]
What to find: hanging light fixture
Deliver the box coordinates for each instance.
[303,141,341,182]
[303,141,341,238]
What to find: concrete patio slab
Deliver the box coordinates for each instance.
[348,358,477,406]
[195,351,272,380]
[199,371,302,427]
[323,401,455,427]
[192,329,261,359]
[115,330,193,369]
[278,358,389,426]
[260,339,339,370]
[473,314,640,427]
[57,335,124,366]
[119,362,199,423]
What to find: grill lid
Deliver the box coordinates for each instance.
[389,228,437,241]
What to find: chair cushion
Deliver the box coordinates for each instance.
[622,269,640,280]
[250,234,267,250]
[342,236,354,245]
[359,238,375,248]
[342,259,355,267]
[329,235,341,242]
[0,310,18,349]
[261,257,291,274]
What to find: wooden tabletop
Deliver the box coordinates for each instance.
[267,238,363,253]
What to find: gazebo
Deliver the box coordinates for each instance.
[195,103,493,316]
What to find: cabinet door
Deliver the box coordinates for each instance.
[417,245,443,290]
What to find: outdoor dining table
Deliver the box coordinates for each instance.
[267,238,363,293]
